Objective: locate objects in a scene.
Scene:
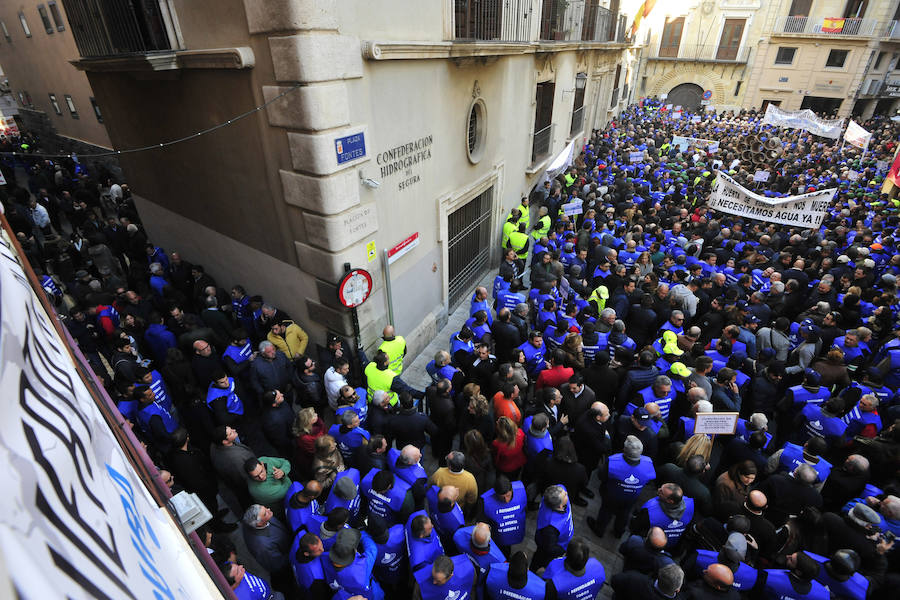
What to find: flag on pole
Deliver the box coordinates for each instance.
[887,146,900,188]
[843,120,872,149]
[822,18,845,33]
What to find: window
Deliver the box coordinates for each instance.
[843,0,868,19]
[63,94,78,118]
[0,21,9,42]
[48,2,65,31]
[874,51,886,70]
[659,17,685,58]
[775,47,797,65]
[867,80,881,95]
[18,12,31,37]
[37,5,54,34]
[788,0,812,16]
[735,81,743,96]
[48,93,61,115]
[826,49,849,68]
[90,97,103,122]
[717,18,745,61]
[466,98,485,164]
[532,81,555,162]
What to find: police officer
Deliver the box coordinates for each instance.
[631,483,695,550]
[365,351,399,407]
[531,484,574,571]
[454,522,506,589]
[532,206,551,240]
[486,551,548,600]
[378,325,407,375]
[289,532,329,600]
[413,554,476,600]
[756,551,828,600]
[588,435,656,539]
[506,222,531,261]
[543,538,605,600]
[406,511,444,572]
[360,469,413,525]
[478,476,527,556]
[502,210,521,249]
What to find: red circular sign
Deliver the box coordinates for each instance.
[337,269,373,308]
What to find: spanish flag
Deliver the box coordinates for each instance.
[822,18,845,33]
[630,0,657,37]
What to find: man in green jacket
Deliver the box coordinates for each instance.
[245,456,292,507]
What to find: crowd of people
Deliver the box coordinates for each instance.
[4,99,900,600]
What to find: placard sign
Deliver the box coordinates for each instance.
[847,170,860,181]
[629,151,644,163]
[562,200,583,216]
[694,412,740,435]
[877,160,890,172]
[753,170,770,183]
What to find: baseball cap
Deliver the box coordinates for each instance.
[333,475,357,500]
[669,362,691,377]
[722,532,748,563]
[634,406,651,422]
[329,528,361,566]
[803,368,822,385]
[848,503,880,528]
[745,314,760,325]
[837,255,850,264]
[736,300,749,311]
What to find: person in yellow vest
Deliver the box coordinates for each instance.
[513,197,530,231]
[505,222,530,260]
[564,168,577,189]
[587,284,610,313]
[364,350,424,407]
[531,206,551,240]
[378,325,407,375]
[502,209,522,248]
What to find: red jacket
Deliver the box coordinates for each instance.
[536,365,574,390]
[492,429,527,473]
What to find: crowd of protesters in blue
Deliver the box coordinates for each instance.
[5,98,900,600]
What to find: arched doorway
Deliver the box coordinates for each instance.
[667,83,704,112]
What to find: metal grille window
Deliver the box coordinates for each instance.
[447,188,494,308]
[90,97,103,122]
[64,94,78,118]
[61,0,174,57]
[38,5,54,34]
[826,49,849,68]
[48,93,62,115]
[466,99,486,164]
[48,2,65,32]
[775,47,796,65]
[18,12,32,37]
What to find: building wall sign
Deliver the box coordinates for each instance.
[335,132,366,165]
[885,80,900,97]
[377,135,434,191]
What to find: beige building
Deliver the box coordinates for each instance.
[60,0,639,358]
[0,1,111,149]
[635,0,768,112]
[744,0,900,118]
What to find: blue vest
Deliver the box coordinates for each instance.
[471,297,494,324]
[284,481,321,534]
[322,553,376,597]
[451,334,475,359]
[519,341,546,375]
[480,481,527,546]
[360,468,411,524]
[542,557,605,600]
[643,497,694,547]
[223,342,252,365]
[806,552,869,600]
[695,550,758,590]
[498,290,527,311]
[406,510,445,570]
[486,563,548,600]
[426,486,466,539]
[336,392,369,427]
[148,370,172,412]
[607,454,656,501]
[374,524,407,584]
[324,468,362,519]
[789,385,830,408]
[842,403,882,432]
[97,306,120,329]
[778,443,832,483]
[289,538,324,590]
[762,570,829,600]
[735,419,774,449]
[453,526,506,583]
[536,489,574,550]
[136,401,178,435]
[234,571,272,600]
[800,405,847,443]
[414,556,475,600]
[493,275,510,299]
[206,378,244,415]
[387,448,428,486]
[41,275,62,298]
[523,416,554,458]
[637,386,675,421]
[329,425,370,462]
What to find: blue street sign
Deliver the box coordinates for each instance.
[335,132,366,164]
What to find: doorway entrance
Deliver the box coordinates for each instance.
[447,187,494,308]
[667,83,704,112]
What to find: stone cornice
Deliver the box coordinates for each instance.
[70,47,255,72]
[361,40,634,61]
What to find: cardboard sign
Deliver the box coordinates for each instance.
[694,412,740,435]
[753,170,770,183]
[562,200,583,216]
[629,151,644,163]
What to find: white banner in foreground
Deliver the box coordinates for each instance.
[0,226,222,599]
[844,120,872,149]
[708,172,835,228]
[761,104,844,140]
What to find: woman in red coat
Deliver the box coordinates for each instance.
[491,416,527,480]
[292,407,326,478]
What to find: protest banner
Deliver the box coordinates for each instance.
[562,200,583,216]
[844,120,872,149]
[672,135,719,153]
[694,412,740,435]
[629,151,644,163]
[889,147,900,188]
[761,104,843,139]
[707,172,834,229]
[753,170,770,183]
[691,115,702,123]
[877,160,889,172]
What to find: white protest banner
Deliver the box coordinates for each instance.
[694,412,740,435]
[665,104,673,111]
[877,160,890,172]
[691,115,702,123]
[847,169,860,181]
[629,151,644,163]
[844,120,872,149]
[753,170,770,182]
[0,221,224,599]
[761,103,844,139]
[707,172,835,228]
[672,135,719,153]
[562,200,583,216]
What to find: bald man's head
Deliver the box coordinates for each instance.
[704,563,734,591]
[647,527,668,550]
[471,523,492,549]
[438,485,460,504]
[747,490,767,511]
[383,325,395,338]
[303,480,322,498]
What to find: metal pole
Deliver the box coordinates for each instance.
[382,249,395,326]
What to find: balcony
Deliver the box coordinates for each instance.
[62,0,181,58]
[649,43,751,64]
[532,123,553,163]
[773,15,880,37]
[453,0,624,43]
[884,21,900,40]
